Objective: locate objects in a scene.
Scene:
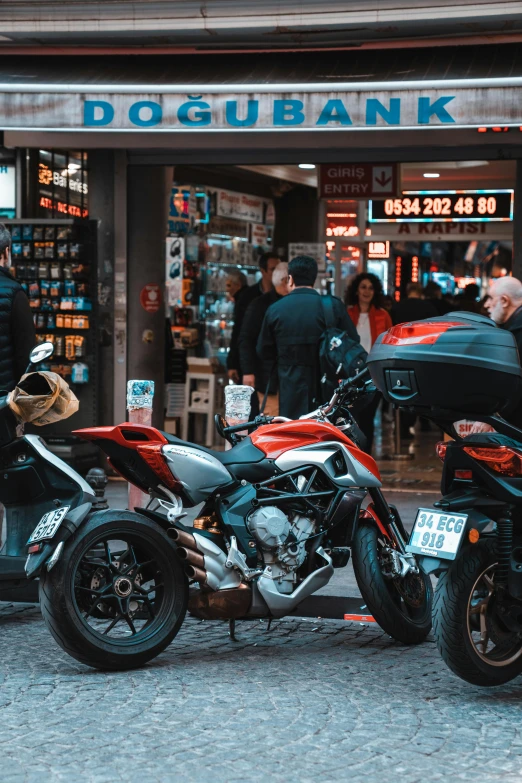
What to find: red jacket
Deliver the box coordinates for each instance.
[347,304,392,347]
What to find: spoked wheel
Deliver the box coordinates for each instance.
[39,511,188,670]
[352,519,432,644]
[433,539,522,686]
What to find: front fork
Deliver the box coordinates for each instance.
[365,487,419,577]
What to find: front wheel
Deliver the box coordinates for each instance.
[352,519,432,644]
[39,510,188,671]
[433,539,522,686]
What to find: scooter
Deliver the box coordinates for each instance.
[0,342,96,602]
[26,370,432,671]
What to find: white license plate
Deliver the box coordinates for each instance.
[406,508,468,561]
[27,506,70,544]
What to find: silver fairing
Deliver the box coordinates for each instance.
[274,441,382,488]
[162,444,232,505]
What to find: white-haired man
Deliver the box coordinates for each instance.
[471,277,522,433]
[486,276,522,347]
[239,262,292,416]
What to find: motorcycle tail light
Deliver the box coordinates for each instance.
[136,444,182,491]
[436,441,448,461]
[455,469,473,480]
[463,445,522,477]
[381,321,465,346]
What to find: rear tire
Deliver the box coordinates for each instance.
[39,510,188,671]
[433,539,522,686]
[352,519,432,644]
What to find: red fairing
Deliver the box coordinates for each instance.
[251,419,381,480]
[74,423,168,450]
[382,321,466,346]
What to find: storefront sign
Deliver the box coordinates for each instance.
[3,79,522,131]
[140,284,162,313]
[366,220,513,242]
[320,164,398,198]
[370,190,514,222]
[288,242,326,271]
[217,189,265,223]
[368,241,390,259]
[250,223,269,249]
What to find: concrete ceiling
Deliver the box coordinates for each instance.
[240,160,516,192]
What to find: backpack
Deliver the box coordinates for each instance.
[318,296,368,398]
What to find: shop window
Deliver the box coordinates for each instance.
[38,150,88,219]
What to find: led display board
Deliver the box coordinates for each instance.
[369,190,513,223]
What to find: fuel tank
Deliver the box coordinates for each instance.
[251,420,381,487]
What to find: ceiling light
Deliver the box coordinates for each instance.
[423,173,440,178]
[298,163,316,169]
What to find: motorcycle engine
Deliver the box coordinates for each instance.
[247,506,315,593]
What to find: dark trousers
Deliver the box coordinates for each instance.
[355,392,381,453]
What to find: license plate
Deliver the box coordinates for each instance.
[27,506,70,544]
[406,507,468,561]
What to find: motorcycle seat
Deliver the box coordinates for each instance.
[160,432,265,466]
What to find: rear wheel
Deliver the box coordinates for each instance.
[352,519,432,644]
[433,539,522,686]
[39,510,188,670]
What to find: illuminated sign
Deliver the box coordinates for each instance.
[326,225,359,237]
[39,196,88,218]
[319,164,398,198]
[394,256,402,302]
[368,241,390,259]
[411,256,419,283]
[369,190,513,223]
[38,163,88,195]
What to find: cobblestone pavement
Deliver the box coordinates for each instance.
[2,601,522,783]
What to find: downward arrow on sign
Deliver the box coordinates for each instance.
[375,172,392,187]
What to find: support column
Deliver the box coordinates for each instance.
[113,151,127,424]
[88,149,115,426]
[513,160,522,280]
[127,165,173,429]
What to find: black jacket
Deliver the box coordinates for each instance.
[503,305,522,353]
[0,268,35,392]
[239,288,281,393]
[257,288,359,419]
[227,282,264,373]
[392,297,438,325]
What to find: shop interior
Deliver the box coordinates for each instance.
[161,158,515,447]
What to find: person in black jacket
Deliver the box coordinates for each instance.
[392,282,438,325]
[0,224,34,391]
[257,255,359,419]
[226,253,279,383]
[239,262,292,416]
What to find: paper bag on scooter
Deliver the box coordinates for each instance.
[8,371,79,425]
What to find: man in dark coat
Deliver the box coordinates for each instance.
[226,252,279,383]
[239,262,291,416]
[392,282,438,325]
[0,224,34,391]
[257,255,359,419]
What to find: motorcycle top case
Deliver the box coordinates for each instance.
[367,312,522,415]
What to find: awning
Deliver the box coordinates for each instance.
[1,45,522,132]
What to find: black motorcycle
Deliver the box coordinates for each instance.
[367,311,522,686]
[0,342,96,602]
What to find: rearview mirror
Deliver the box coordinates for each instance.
[29,341,54,365]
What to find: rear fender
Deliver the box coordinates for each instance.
[359,504,390,539]
[25,501,92,579]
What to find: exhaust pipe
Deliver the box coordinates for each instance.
[167,527,196,548]
[176,546,205,570]
[185,564,207,584]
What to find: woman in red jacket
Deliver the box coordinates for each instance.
[346,273,392,451]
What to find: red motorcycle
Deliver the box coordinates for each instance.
[26,371,432,670]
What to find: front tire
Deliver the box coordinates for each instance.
[433,539,522,686]
[39,510,188,671]
[352,519,432,644]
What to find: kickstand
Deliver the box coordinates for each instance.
[266,619,272,633]
[229,618,238,641]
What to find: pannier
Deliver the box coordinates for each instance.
[367,312,522,416]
